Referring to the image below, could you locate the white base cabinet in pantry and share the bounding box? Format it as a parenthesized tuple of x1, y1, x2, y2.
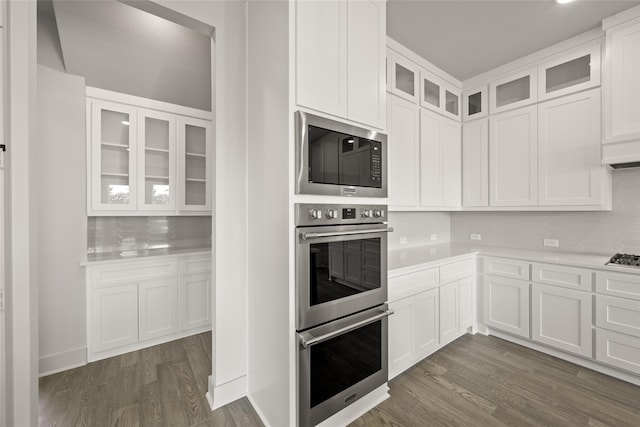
(87, 252, 212, 361)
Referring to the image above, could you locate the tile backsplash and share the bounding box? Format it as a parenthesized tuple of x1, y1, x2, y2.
(388, 211, 451, 250)
(88, 216, 212, 255)
(451, 168, 640, 255)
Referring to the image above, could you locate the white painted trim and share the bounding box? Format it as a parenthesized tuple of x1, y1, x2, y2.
(387, 36, 461, 89)
(602, 4, 640, 30)
(208, 374, 248, 410)
(316, 384, 389, 427)
(38, 347, 87, 377)
(463, 28, 604, 89)
(86, 86, 214, 121)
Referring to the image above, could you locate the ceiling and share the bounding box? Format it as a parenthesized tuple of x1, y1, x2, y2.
(387, 0, 640, 81)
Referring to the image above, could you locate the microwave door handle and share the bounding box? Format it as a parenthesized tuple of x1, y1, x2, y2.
(300, 226, 394, 241)
(299, 308, 395, 349)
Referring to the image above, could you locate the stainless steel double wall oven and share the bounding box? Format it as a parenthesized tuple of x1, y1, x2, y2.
(295, 203, 393, 426)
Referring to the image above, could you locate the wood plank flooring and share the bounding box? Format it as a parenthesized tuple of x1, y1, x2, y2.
(40, 332, 640, 426)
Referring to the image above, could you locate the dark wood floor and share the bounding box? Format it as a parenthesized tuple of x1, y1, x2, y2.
(40, 332, 640, 426)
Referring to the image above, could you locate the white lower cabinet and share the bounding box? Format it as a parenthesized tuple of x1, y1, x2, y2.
(415, 288, 440, 360)
(439, 281, 460, 346)
(388, 295, 418, 378)
(91, 284, 139, 353)
(139, 278, 179, 342)
(531, 282, 593, 358)
(87, 253, 211, 361)
(484, 275, 530, 338)
(459, 276, 474, 330)
(596, 329, 640, 375)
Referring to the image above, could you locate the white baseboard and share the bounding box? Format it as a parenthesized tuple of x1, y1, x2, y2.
(316, 383, 390, 427)
(246, 393, 273, 427)
(206, 374, 248, 411)
(39, 347, 87, 377)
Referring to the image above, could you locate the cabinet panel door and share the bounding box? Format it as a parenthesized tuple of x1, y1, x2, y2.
(177, 116, 213, 212)
(347, 0, 385, 128)
(595, 295, 640, 338)
(532, 263, 592, 292)
(388, 297, 415, 379)
(441, 118, 462, 207)
(532, 283, 593, 358)
(388, 95, 420, 207)
(91, 284, 138, 353)
(138, 109, 176, 211)
(596, 328, 640, 375)
(538, 89, 603, 206)
(296, 0, 347, 117)
(595, 271, 640, 301)
(459, 277, 474, 330)
(419, 109, 442, 205)
(416, 288, 439, 359)
(90, 100, 138, 212)
(484, 276, 530, 338)
(180, 273, 212, 331)
(139, 278, 178, 342)
(462, 118, 489, 207)
(605, 19, 640, 140)
(439, 281, 460, 346)
(489, 106, 538, 206)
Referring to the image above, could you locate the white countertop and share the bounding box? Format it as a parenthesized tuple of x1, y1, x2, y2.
(388, 243, 638, 276)
(85, 247, 212, 265)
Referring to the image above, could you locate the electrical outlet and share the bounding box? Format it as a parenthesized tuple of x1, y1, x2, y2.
(122, 237, 136, 246)
(470, 234, 481, 241)
(399, 237, 408, 245)
(544, 238, 559, 248)
(430, 234, 437, 241)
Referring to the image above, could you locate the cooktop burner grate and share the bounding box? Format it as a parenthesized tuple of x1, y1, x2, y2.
(607, 253, 640, 268)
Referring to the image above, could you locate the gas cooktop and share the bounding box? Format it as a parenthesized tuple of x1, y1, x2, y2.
(607, 253, 640, 268)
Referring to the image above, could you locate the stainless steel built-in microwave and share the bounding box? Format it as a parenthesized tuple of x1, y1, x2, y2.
(295, 111, 388, 197)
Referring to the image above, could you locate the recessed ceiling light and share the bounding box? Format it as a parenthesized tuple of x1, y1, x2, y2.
(556, 0, 575, 4)
(121, 121, 130, 126)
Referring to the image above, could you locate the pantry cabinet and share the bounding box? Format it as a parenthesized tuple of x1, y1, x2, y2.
(462, 118, 489, 207)
(489, 106, 538, 206)
(87, 88, 213, 216)
(388, 94, 420, 207)
(538, 89, 604, 207)
(295, 0, 385, 129)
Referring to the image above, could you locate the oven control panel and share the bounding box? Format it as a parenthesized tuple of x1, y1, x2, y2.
(296, 203, 387, 226)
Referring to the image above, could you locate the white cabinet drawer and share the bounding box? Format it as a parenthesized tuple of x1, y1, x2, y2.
(596, 295, 640, 338)
(90, 260, 178, 287)
(439, 258, 475, 284)
(532, 263, 592, 292)
(596, 271, 640, 301)
(180, 256, 212, 275)
(596, 328, 640, 376)
(389, 267, 439, 301)
(484, 257, 530, 280)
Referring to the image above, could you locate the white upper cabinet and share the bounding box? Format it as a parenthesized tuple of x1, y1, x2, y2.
(538, 88, 604, 206)
(462, 118, 489, 207)
(490, 67, 537, 114)
(388, 94, 420, 207)
(602, 13, 640, 163)
(87, 88, 213, 216)
(390, 52, 420, 103)
(420, 109, 461, 208)
(89, 99, 139, 212)
(463, 85, 488, 121)
(420, 69, 461, 120)
(489, 106, 538, 206)
(537, 43, 601, 102)
(296, 0, 385, 130)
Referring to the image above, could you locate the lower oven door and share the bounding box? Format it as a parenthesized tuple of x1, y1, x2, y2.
(298, 305, 393, 427)
(296, 223, 389, 330)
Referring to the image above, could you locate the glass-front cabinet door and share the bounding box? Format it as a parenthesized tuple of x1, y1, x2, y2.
(463, 85, 488, 121)
(90, 100, 138, 211)
(390, 52, 419, 103)
(138, 110, 176, 211)
(420, 69, 442, 112)
(490, 68, 537, 114)
(538, 43, 601, 101)
(177, 117, 212, 212)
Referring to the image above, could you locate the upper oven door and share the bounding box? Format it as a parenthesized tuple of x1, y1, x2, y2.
(296, 111, 388, 197)
(296, 223, 389, 330)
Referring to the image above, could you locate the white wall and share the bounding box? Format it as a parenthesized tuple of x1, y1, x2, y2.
(36, 65, 87, 376)
(154, 0, 249, 409)
(247, 2, 291, 426)
(451, 168, 640, 254)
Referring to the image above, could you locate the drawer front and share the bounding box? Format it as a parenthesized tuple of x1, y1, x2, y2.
(389, 268, 439, 301)
(596, 271, 640, 301)
(440, 258, 475, 284)
(596, 328, 640, 376)
(180, 256, 212, 275)
(532, 263, 592, 292)
(90, 260, 178, 287)
(596, 295, 640, 338)
(484, 257, 530, 280)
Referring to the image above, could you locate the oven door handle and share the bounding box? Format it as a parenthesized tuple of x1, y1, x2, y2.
(299, 308, 394, 349)
(300, 226, 394, 241)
